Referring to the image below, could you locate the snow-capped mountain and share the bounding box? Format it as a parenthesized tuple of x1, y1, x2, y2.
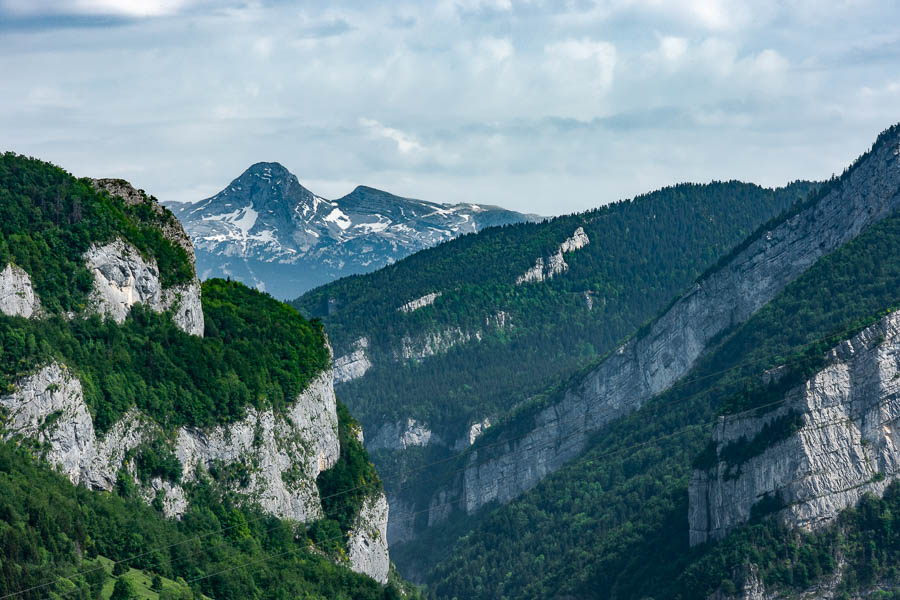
(169, 162, 538, 298)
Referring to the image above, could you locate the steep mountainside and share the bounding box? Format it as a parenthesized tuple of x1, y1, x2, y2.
(293, 179, 814, 549)
(0, 153, 416, 598)
(169, 162, 535, 298)
(416, 124, 900, 598)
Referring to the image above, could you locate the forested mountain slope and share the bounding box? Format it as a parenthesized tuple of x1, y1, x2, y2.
(296, 182, 812, 448)
(295, 178, 815, 558)
(0, 153, 416, 598)
(414, 125, 900, 598)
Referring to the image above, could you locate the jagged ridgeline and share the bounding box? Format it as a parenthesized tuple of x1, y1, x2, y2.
(0, 153, 417, 598)
(294, 180, 815, 448)
(419, 124, 900, 598)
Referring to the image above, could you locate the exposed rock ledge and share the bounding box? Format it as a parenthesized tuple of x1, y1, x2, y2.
(398, 328, 481, 361)
(516, 226, 589, 285)
(0, 264, 40, 318)
(398, 292, 441, 313)
(0, 362, 338, 522)
(347, 492, 390, 584)
(334, 337, 372, 383)
(84, 238, 204, 337)
(368, 418, 439, 451)
(453, 418, 492, 451)
(91, 178, 197, 266)
(689, 308, 900, 546)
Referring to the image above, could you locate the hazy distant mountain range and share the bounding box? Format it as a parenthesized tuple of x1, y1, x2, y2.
(167, 162, 538, 298)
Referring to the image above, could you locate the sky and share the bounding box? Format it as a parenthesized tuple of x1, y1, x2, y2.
(1, 1, 899, 215)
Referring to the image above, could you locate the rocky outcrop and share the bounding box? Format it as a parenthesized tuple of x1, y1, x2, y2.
(0, 364, 154, 492)
(88, 178, 204, 336)
(368, 418, 439, 451)
(486, 311, 511, 330)
(398, 328, 481, 361)
(399, 292, 441, 313)
(92, 178, 196, 265)
(454, 418, 492, 451)
(348, 492, 390, 583)
(386, 492, 417, 546)
(176, 369, 339, 522)
(0, 362, 338, 522)
(84, 239, 204, 336)
(428, 126, 900, 520)
(334, 337, 372, 383)
(707, 562, 867, 600)
(0, 264, 40, 318)
(689, 309, 900, 546)
(516, 227, 589, 285)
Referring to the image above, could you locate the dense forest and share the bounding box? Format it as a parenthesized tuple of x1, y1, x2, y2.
(415, 188, 900, 598)
(296, 180, 815, 442)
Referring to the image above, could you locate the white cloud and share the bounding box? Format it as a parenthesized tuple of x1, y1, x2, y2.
(360, 118, 425, 154)
(658, 36, 687, 63)
(544, 38, 617, 87)
(0, 0, 202, 17)
(252, 37, 273, 59)
(0, 0, 897, 216)
(542, 39, 617, 117)
(482, 37, 514, 62)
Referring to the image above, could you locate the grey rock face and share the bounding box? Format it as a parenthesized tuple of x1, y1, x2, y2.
(399, 292, 441, 313)
(398, 328, 482, 361)
(689, 309, 900, 546)
(347, 492, 390, 584)
(0, 364, 154, 491)
(83, 238, 204, 336)
(453, 418, 492, 451)
(386, 492, 417, 546)
(516, 226, 589, 285)
(0, 264, 40, 318)
(176, 370, 339, 522)
(334, 337, 372, 383)
(368, 418, 439, 451)
(436, 126, 900, 520)
(707, 562, 857, 600)
(0, 363, 338, 523)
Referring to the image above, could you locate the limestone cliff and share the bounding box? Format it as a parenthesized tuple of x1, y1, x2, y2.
(347, 492, 390, 583)
(0, 359, 391, 581)
(0, 362, 338, 520)
(334, 337, 372, 383)
(515, 226, 589, 284)
(368, 418, 439, 451)
(0, 264, 40, 318)
(688, 308, 900, 546)
(87, 178, 204, 336)
(91, 178, 196, 265)
(417, 125, 900, 527)
(84, 238, 204, 337)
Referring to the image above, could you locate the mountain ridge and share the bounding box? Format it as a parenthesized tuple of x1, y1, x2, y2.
(169, 161, 538, 298)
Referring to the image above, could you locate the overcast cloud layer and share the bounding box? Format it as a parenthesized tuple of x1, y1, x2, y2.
(1, 0, 899, 214)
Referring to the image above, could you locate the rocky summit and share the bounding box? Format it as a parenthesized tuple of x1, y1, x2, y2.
(169, 162, 537, 298)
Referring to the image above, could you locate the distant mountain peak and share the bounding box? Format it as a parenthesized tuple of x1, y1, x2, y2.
(168, 163, 537, 298)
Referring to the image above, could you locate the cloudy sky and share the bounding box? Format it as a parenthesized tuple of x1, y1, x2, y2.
(1, 0, 898, 214)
